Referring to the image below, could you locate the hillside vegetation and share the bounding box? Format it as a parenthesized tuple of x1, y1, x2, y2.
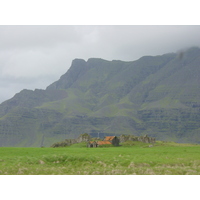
(0, 47, 200, 146)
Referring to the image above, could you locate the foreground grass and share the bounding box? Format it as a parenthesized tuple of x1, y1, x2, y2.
(0, 141, 200, 175)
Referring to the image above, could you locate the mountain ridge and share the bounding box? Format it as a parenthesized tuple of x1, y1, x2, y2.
(0, 47, 200, 146)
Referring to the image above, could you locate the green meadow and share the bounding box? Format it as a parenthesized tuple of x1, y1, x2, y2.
(0, 141, 200, 175)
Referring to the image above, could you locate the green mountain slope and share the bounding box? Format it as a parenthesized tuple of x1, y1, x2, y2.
(0, 47, 200, 146)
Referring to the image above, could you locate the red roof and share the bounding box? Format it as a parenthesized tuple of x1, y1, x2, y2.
(97, 141, 112, 145)
(89, 141, 97, 144)
(104, 136, 115, 141)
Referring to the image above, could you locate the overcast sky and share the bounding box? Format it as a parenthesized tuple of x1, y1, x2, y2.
(0, 25, 200, 103)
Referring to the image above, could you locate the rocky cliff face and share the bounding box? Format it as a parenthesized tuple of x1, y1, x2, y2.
(0, 47, 200, 146)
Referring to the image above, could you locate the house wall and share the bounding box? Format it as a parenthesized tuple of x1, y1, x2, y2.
(111, 137, 120, 146)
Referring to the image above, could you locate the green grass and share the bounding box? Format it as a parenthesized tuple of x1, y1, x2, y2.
(0, 141, 200, 175)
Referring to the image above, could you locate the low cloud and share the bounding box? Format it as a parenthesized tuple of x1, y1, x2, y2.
(0, 25, 200, 103)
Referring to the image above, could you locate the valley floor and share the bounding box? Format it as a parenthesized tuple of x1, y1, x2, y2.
(0, 141, 200, 175)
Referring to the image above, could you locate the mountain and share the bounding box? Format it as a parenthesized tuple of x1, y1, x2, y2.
(0, 47, 200, 146)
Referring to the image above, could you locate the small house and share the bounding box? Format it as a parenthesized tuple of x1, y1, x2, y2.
(87, 141, 98, 148)
(87, 140, 112, 148)
(87, 136, 120, 148)
(104, 136, 119, 146)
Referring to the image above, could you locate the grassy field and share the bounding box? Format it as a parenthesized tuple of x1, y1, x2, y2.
(0, 141, 200, 175)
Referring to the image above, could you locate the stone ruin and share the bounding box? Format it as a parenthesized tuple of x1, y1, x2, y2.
(76, 133, 91, 143)
(51, 133, 91, 147)
(119, 134, 155, 144)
